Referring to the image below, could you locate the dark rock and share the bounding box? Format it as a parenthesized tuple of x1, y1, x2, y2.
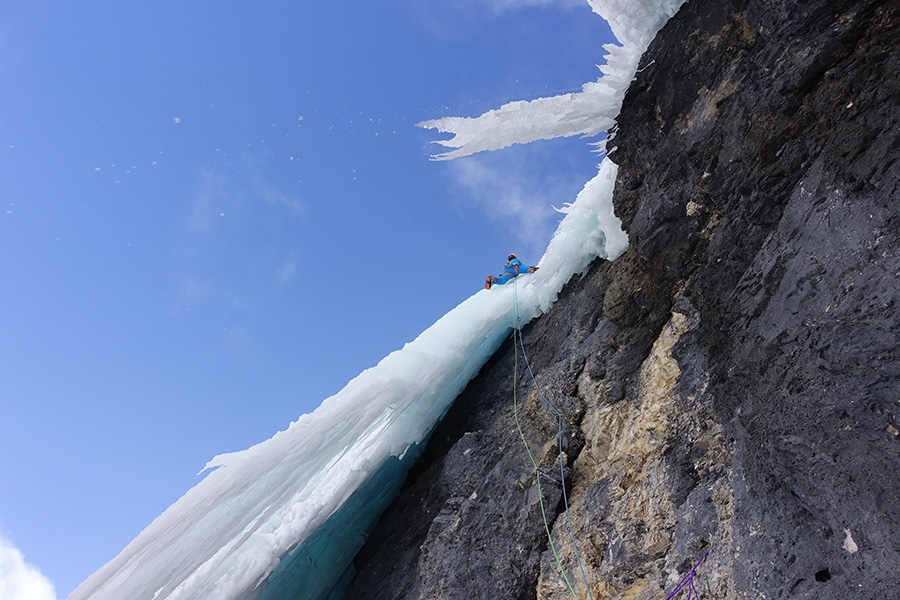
(344, 0, 900, 598)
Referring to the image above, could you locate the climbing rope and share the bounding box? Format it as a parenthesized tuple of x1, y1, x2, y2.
(511, 279, 595, 600)
(509, 279, 710, 600)
(665, 551, 709, 600)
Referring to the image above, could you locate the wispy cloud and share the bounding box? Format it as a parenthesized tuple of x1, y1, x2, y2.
(188, 157, 307, 233)
(438, 0, 583, 16)
(188, 168, 233, 232)
(169, 156, 308, 320)
(445, 146, 579, 256)
(0, 535, 57, 600)
(476, 0, 584, 15)
(412, 0, 584, 41)
(174, 274, 215, 308)
(245, 156, 308, 219)
(276, 256, 298, 287)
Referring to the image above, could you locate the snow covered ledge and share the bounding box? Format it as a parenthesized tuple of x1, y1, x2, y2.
(418, 0, 687, 161)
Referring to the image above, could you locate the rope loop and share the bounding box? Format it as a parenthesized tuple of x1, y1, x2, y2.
(665, 551, 710, 600)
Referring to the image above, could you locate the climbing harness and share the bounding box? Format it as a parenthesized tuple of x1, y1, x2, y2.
(665, 551, 709, 600)
(511, 279, 594, 600)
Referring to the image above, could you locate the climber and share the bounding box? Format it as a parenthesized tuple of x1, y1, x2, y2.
(485, 253, 538, 289)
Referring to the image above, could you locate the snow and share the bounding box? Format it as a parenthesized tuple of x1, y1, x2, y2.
(68, 1, 681, 598)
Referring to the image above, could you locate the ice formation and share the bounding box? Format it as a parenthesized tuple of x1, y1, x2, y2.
(69, 1, 683, 598)
(418, 0, 686, 160)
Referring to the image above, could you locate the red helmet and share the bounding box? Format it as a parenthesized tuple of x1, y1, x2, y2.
(508, 253, 517, 260)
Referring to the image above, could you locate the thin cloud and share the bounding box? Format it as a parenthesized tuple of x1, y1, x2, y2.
(276, 256, 298, 287)
(412, 0, 583, 41)
(188, 168, 233, 232)
(174, 159, 308, 315)
(444, 0, 583, 15)
(239, 153, 307, 219)
(188, 158, 307, 233)
(446, 149, 564, 255)
(175, 275, 214, 308)
(0, 535, 57, 600)
(251, 176, 307, 219)
(479, 0, 583, 15)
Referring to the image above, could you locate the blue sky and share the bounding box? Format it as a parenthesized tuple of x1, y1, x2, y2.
(0, 1, 613, 596)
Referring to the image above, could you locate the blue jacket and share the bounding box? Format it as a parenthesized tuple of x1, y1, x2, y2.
(503, 258, 519, 275)
(503, 258, 534, 276)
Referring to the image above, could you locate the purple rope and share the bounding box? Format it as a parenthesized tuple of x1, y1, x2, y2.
(665, 551, 709, 600)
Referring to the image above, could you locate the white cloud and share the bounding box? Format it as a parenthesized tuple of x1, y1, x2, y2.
(0, 535, 57, 600)
(446, 148, 566, 256)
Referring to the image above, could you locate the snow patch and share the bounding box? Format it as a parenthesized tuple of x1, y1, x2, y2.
(843, 529, 858, 554)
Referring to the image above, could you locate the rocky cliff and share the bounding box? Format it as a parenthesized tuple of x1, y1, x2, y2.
(343, 0, 900, 598)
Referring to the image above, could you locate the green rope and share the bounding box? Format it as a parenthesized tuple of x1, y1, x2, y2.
(511, 291, 581, 600)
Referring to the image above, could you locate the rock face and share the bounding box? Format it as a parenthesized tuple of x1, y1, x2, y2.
(344, 1, 900, 598)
